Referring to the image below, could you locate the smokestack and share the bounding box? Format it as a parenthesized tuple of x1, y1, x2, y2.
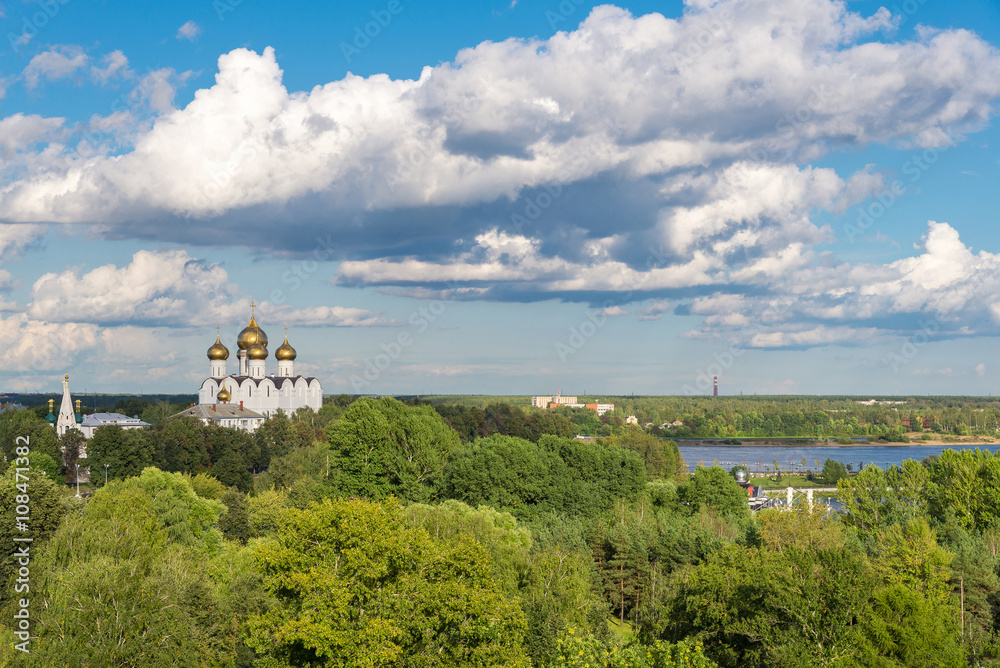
(240, 401, 244, 410)
(713, 376, 718, 397)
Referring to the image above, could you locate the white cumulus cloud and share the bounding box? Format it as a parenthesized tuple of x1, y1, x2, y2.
(22, 45, 89, 88)
(177, 20, 202, 41)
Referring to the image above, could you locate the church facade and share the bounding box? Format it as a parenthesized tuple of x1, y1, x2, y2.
(196, 305, 323, 421)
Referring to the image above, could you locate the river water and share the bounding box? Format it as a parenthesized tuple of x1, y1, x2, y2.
(677, 442, 1000, 473)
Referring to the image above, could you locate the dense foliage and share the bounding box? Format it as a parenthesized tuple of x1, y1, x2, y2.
(434, 402, 574, 442)
(327, 396, 460, 501)
(7, 396, 1000, 666)
(441, 434, 646, 520)
(247, 497, 530, 667)
(421, 394, 1000, 440)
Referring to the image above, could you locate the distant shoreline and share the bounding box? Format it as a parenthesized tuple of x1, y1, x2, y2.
(677, 438, 997, 448)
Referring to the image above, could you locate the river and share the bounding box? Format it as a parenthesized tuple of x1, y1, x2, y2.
(677, 442, 1000, 473)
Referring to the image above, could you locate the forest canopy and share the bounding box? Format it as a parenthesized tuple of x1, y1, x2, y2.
(3, 396, 1000, 666)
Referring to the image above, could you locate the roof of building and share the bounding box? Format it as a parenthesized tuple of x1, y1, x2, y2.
(80, 412, 151, 427)
(171, 404, 265, 421)
(204, 374, 320, 387)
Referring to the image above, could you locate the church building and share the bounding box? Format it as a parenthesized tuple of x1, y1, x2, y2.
(52, 373, 83, 438)
(194, 304, 323, 422)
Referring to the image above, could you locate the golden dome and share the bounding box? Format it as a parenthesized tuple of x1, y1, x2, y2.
(275, 334, 296, 361)
(247, 342, 268, 360)
(217, 386, 231, 403)
(237, 316, 268, 350)
(207, 334, 230, 360)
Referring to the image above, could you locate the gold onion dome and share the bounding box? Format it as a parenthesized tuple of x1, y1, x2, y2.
(247, 342, 268, 360)
(207, 334, 230, 360)
(217, 386, 231, 403)
(275, 335, 296, 361)
(237, 316, 268, 350)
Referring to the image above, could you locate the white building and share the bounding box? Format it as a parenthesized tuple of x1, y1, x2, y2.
(171, 403, 265, 432)
(50, 374, 151, 440)
(532, 396, 615, 416)
(53, 373, 82, 437)
(48, 375, 150, 469)
(190, 304, 323, 427)
(79, 413, 151, 439)
(531, 394, 578, 408)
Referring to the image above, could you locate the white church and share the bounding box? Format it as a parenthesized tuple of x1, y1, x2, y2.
(188, 304, 323, 427)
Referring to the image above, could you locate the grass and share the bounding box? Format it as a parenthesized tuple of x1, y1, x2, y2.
(607, 617, 636, 642)
(63, 481, 98, 496)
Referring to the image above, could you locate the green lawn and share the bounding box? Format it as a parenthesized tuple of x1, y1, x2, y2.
(607, 617, 636, 642)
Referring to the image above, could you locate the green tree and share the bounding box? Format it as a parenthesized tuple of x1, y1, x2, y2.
(140, 400, 186, 429)
(660, 544, 873, 667)
(434, 404, 487, 441)
(937, 524, 1000, 660)
(115, 467, 225, 548)
(257, 441, 331, 491)
(253, 410, 293, 466)
(219, 488, 250, 544)
(441, 434, 645, 520)
(837, 464, 927, 541)
(0, 409, 60, 468)
(610, 432, 686, 481)
(26, 451, 60, 480)
(928, 448, 1000, 532)
(24, 481, 267, 667)
(211, 448, 252, 492)
(403, 500, 531, 597)
(871, 518, 952, 601)
(550, 629, 718, 667)
(159, 415, 209, 472)
(820, 458, 848, 485)
(857, 585, 964, 668)
(677, 467, 749, 518)
(246, 497, 530, 667)
(328, 397, 461, 501)
(114, 397, 151, 419)
(246, 488, 291, 538)
(86, 425, 155, 485)
(757, 505, 846, 553)
(187, 472, 227, 500)
(204, 423, 256, 469)
(58, 429, 86, 487)
(0, 466, 74, 608)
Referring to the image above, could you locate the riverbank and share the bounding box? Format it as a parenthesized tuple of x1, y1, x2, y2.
(678, 435, 997, 447)
(678, 442, 1000, 474)
(905, 436, 996, 446)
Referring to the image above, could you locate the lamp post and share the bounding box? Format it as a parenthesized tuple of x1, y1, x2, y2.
(74, 463, 80, 498)
(104, 463, 109, 485)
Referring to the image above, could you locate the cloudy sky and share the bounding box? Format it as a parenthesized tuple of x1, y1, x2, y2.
(2, 0, 1000, 396)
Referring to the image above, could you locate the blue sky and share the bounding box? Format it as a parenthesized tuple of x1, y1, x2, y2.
(2, 0, 1000, 397)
